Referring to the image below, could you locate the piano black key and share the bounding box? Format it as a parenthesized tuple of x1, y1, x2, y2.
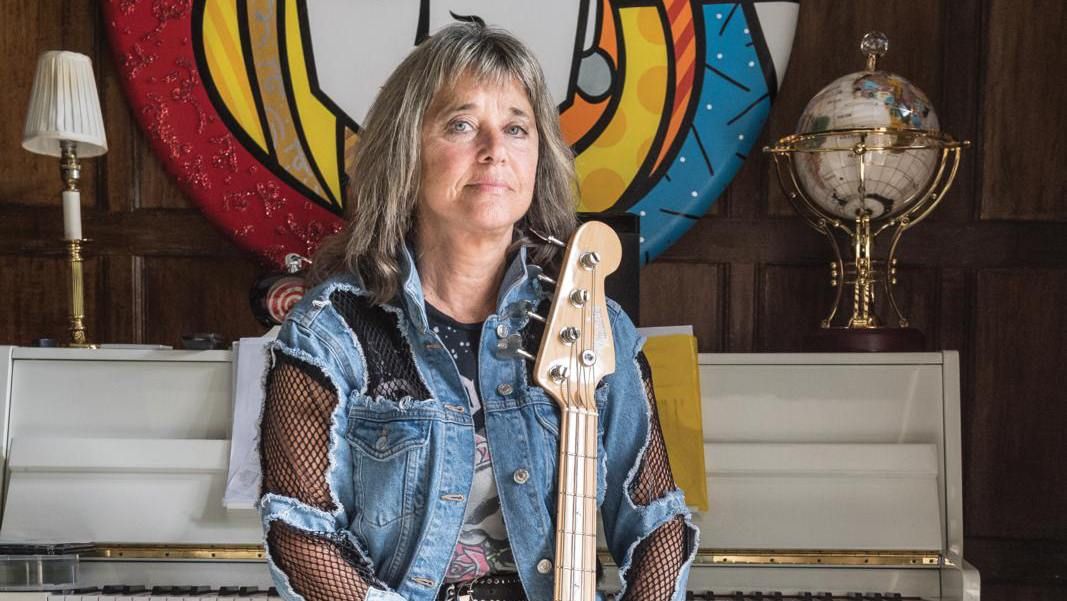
(188, 585, 214, 596)
(268, 587, 279, 597)
(151, 585, 175, 595)
(219, 586, 242, 596)
(816, 592, 833, 601)
(732, 591, 746, 601)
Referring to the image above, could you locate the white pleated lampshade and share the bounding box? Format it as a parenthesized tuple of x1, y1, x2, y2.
(22, 50, 108, 158)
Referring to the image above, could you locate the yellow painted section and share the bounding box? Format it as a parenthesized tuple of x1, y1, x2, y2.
(576, 7, 668, 212)
(284, 0, 341, 206)
(202, 0, 267, 151)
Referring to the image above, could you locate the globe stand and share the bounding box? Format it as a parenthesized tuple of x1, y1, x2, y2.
(767, 128, 968, 352)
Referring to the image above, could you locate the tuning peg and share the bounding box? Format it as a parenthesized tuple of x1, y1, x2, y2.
(536, 273, 556, 286)
(579, 251, 601, 269)
(497, 333, 536, 362)
(526, 310, 546, 323)
(528, 227, 567, 249)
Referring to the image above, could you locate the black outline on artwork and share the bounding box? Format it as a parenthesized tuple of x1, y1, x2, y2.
(279, 0, 338, 206)
(646, 0, 708, 186)
(608, 0, 677, 213)
(237, 1, 276, 157)
(743, 0, 787, 101)
(659, 207, 702, 220)
(727, 91, 769, 125)
(191, 0, 342, 217)
(704, 62, 751, 92)
(569, 3, 627, 156)
(690, 122, 714, 177)
(559, 0, 593, 113)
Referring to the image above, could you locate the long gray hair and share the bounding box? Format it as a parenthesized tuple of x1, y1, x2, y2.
(309, 22, 579, 303)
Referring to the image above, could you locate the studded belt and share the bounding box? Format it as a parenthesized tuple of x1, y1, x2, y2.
(438, 573, 527, 601)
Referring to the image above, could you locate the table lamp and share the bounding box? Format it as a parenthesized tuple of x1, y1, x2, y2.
(22, 50, 108, 347)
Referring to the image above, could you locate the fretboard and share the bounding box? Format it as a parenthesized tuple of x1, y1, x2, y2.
(553, 405, 599, 601)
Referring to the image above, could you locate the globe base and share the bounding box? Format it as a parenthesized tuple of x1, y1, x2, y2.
(805, 326, 925, 353)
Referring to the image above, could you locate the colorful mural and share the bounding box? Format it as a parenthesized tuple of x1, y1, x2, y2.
(104, 1, 798, 267)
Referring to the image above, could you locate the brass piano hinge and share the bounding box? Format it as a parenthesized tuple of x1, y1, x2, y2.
(86, 544, 267, 560)
(598, 548, 941, 568)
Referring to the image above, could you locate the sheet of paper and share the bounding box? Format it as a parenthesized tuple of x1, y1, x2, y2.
(636, 327, 709, 511)
(223, 331, 276, 509)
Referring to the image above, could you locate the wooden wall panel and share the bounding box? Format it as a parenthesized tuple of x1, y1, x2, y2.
(980, 0, 1067, 221)
(639, 263, 725, 352)
(971, 270, 1067, 540)
(0, 256, 100, 346)
(757, 264, 833, 352)
(142, 256, 266, 348)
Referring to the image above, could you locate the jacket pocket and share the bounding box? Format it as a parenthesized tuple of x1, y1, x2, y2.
(345, 406, 432, 528)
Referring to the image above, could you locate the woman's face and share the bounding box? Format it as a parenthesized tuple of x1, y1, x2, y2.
(417, 74, 539, 240)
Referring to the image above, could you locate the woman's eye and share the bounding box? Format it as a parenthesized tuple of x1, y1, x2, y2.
(449, 120, 473, 133)
(506, 125, 528, 136)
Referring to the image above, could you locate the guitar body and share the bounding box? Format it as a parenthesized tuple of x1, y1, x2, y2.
(534, 222, 622, 601)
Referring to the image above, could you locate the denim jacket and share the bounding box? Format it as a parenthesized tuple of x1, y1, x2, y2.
(259, 245, 698, 601)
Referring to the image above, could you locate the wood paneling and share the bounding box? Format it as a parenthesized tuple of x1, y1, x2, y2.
(0, 255, 100, 346)
(639, 262, 725, 352)
(142, 256, 265, 348)
(757, 264, 833, 352)
(971, 269, 1067, 540)
(980, 0, 1067, 221)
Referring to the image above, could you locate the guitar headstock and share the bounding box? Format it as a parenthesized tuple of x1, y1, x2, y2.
(533, 221, 622, 411)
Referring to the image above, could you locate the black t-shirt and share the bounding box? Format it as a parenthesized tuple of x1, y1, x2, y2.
(425, 303, 516, 581)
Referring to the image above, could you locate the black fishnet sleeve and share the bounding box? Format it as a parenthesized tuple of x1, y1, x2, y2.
(261, 353, 381, 601)
(620, 352, 696, 601)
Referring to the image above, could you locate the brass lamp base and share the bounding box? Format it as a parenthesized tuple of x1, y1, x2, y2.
(805, 327, 924, 353)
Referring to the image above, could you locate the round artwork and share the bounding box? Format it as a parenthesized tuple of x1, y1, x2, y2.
(104, 0, 798, 267)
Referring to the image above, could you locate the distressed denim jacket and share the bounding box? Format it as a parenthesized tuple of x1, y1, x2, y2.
(259, 245, 698, 601)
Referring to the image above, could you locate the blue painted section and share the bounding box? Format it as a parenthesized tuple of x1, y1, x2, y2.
(628, 4, 774, 263)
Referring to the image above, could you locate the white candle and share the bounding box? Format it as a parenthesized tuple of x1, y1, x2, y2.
(62, 190, 82, 240)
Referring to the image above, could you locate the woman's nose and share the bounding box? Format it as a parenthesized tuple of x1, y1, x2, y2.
(477, 129, 507, 164)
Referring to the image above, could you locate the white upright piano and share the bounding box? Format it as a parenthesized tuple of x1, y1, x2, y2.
(0, 347, 978, 600)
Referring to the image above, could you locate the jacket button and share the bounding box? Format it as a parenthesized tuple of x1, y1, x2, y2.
(536, 558, 553, 574)
(512, 468, 530, 484)
(496, 323, 510, 338)
(496, 383, 514, 396)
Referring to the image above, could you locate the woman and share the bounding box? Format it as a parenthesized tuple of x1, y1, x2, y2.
(259, 22, 697, 601)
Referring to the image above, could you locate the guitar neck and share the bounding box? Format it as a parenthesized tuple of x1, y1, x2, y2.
(553, 405, 599, 601)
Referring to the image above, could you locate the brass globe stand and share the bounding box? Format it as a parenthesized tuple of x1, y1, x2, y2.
(766, 128, 969, 351)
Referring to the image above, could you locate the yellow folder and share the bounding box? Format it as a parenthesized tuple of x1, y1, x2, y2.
(642, 334, 708, 511)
